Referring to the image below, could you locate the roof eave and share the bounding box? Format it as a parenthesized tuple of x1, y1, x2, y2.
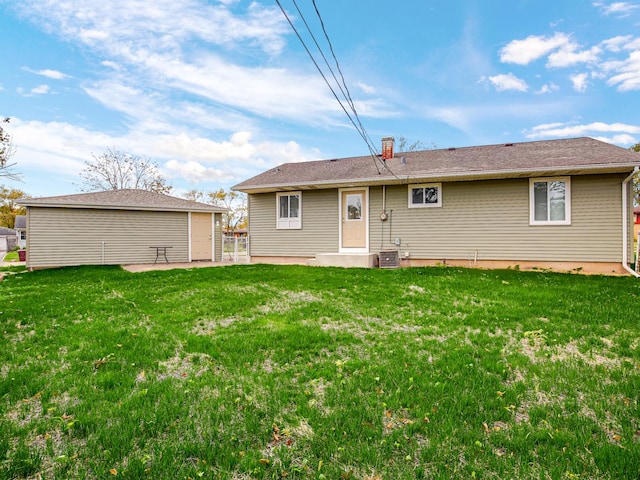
(233, 163, 640, 194)
(19, 201, 227, 213)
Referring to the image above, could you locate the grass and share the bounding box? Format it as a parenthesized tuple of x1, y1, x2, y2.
(1, 251, 19, 262)
(1, 264, 639, 479)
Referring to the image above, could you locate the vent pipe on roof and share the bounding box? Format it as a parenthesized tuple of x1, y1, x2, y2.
(382, 137, 394, 160)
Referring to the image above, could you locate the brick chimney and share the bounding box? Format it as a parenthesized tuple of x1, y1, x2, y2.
(381, 137, 394, 160)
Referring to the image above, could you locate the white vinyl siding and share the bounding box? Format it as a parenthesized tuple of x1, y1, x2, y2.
(530, 177, 571, 225)
(26, 208, 189, 268)
(276, 191, 302, 229)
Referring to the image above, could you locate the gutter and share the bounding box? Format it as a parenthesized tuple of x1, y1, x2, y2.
(233, 164, 638, 194)
(17, 202, 226, 213)
(622, 167, 639, 277)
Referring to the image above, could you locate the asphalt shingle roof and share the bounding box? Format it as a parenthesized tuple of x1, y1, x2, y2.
(14, 215, 26, 229)
(233, 137, 640, 193)
(19, 189, 227, 213)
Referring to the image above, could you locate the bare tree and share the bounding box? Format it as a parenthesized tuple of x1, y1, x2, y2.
(395, 136, 436, 153)
(78, 148, 171, 194)
(183, 189, 206, 203)
(183, 188, 247, 232)
(0, 117, 20, 181)
(207, 189, 247, 233)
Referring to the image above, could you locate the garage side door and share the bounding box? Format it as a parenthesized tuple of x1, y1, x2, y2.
(191, 213, 212, 261)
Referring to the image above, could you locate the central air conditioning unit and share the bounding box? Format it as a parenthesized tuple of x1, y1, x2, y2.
(379, 250, 400, 269)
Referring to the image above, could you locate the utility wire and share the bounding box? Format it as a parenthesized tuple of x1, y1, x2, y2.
(309, 0, 402, 181)
(310, 0, 380, 155)
(275, 0, 386, 173)
(285, 0, 381, 169)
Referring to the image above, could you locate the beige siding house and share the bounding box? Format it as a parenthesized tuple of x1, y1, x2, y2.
(20, 189, 226, 270)
(233, 137, 640, 275)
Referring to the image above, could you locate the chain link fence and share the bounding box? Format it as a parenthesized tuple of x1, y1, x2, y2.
(223, 235, 249, 263)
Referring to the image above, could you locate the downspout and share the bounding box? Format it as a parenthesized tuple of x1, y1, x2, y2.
(622, 167, 639, 277)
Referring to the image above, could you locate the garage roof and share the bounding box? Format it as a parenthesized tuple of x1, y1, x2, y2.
(20, 189, 227, 213)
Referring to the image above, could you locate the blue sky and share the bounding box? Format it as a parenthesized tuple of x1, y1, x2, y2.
(1, 0, 639, 198)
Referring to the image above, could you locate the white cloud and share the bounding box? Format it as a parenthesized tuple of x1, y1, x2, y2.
(356, 81, 377, 95)
(163, 159, 237, 184)
(570, 73, 590, 92)
(592, 134, 639, 144)
(500, 33, 571, 65)
(483, 73, 529, 92)
(15, 0, 290, 56)
(100, 60, 121, 70)
(547, 45, 601, 68)
(525, 121, 640, 145)
(535, 83, 560, 94)
(31, 84, 51, 95)
(602, 50, 640, 91)
(17, 84, 52, 96)
(8, 0, 393, 127)
(23, 68, 69, 79)
(421, 99, 572, 135)
(498, 30, 640, 92)
(601, 35, 635, 52)
(593, 1, 640, 17)
(8, 117, 316, 194)
(9, 119, 112, 175)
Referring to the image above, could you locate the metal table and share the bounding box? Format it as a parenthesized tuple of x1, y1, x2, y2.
(150, 246, 172, 264)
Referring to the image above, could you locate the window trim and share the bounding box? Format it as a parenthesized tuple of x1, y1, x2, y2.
(529, 177, 571, 226)
(408, 183, 442, 208)
(276, 191, 302, 229)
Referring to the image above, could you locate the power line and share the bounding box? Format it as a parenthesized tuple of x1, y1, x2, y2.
(309, 0, 402, 181)
(274, 0, 387, 174)
(310, 0, 379, 154)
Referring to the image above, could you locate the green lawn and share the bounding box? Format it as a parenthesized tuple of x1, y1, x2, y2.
(1, 265, 639, 479)
(2, 251, 19, 262)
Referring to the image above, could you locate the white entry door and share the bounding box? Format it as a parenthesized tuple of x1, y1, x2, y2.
(340, 189, 368, 251)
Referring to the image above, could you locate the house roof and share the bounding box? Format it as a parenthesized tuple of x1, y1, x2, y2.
(19, 189, 227, 213)
(0, 227, 16, 236)
(233, 137, 640, 194)
(14, 215, 26, 229)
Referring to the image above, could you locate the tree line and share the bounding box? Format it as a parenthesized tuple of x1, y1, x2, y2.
(1, 119, 639, 231)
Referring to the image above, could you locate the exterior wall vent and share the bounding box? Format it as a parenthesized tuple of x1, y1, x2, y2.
(379, 250, 400, 269)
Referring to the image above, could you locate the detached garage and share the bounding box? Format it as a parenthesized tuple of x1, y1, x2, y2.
(20, 189, 226, 270)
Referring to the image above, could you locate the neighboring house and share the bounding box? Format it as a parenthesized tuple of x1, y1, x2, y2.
(14, 215, 27, 249)
(233, 137, 640, 275)
(223, 227, 248, 237)
(0, 227, 18, 252)
(19, 189, 226, 270)
(634, 206, 640, 241)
